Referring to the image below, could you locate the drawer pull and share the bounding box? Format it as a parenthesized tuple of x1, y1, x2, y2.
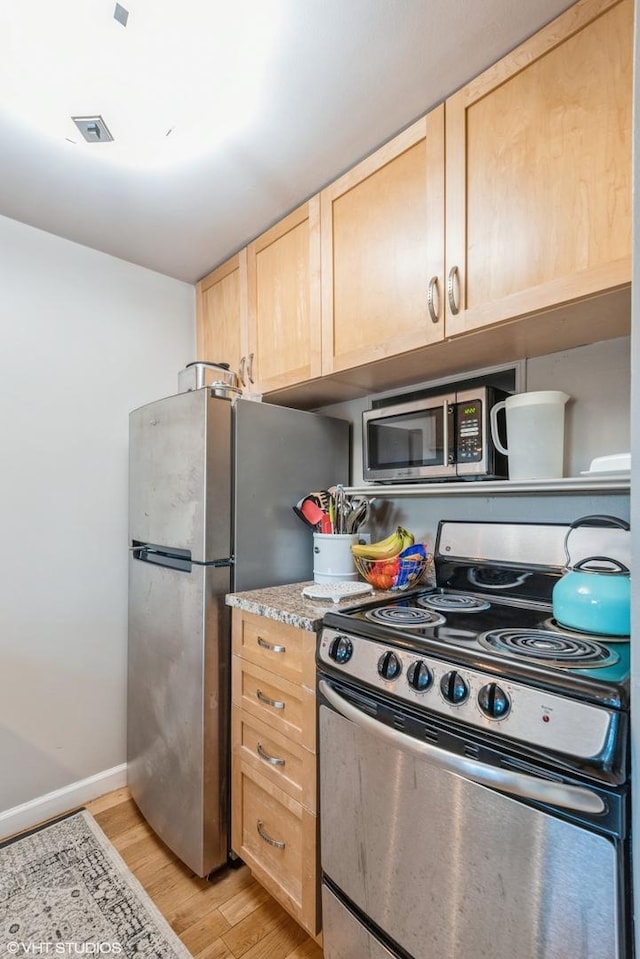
(257, 636, 286, 654)
(256, 819, 285, 849)
(257, 742, 286, 766)
(256, 689, 285, 710)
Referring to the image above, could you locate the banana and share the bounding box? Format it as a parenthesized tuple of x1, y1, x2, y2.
(351, 527, 402, 559)
(399, 527, 415, 552)
(352, 526, 414, 561)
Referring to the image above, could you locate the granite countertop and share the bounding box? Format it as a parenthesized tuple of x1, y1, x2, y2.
(225, 581, 402, 631)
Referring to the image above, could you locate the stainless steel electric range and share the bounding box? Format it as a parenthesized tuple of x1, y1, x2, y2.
(317, 520, 632, 959)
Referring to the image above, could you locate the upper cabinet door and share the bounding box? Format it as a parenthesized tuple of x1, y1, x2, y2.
(445, 0, 633, 337)
(196, 251, 248, 379)
(320, 110, 445, 375)
(246, 200, 322, 393)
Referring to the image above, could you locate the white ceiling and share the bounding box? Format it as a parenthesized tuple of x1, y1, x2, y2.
(0, 0, 576, 284)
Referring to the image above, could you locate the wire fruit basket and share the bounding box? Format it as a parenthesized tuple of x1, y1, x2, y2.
(353, 550, 430, 591)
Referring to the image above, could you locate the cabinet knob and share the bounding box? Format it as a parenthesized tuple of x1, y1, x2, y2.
(247, 352, 255, 384)
(239, 355, 247, 387)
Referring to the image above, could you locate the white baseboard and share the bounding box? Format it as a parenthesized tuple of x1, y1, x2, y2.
(0, 764, 128, 840)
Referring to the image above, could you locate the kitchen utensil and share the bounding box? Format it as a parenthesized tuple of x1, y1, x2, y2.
(303, 489, 332, 513)
(328, 494, 336, 533)
(490, 390, 570, 480)
(334, 484, 347, 534)
(552, 514, 631, 636)
(345, 497, 370, 534)
(293, 496, 332, 532)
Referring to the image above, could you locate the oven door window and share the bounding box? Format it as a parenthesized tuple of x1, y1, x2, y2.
(367, 407, 446, 470)
(320, 704, 621, 959)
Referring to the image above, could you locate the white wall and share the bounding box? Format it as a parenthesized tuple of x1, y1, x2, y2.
(0, 214, 195, 816)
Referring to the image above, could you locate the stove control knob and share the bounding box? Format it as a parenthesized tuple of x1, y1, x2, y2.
(328, 635, 353, 665)
(378, 650, 402, 681)
(478, 683, 511, 720)
(407, 660, 432, 692)
(440, 670, 469, 705)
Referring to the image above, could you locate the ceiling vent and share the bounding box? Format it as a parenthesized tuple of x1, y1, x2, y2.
(113, 4, 129, 27)
(72, 116, 114, 143)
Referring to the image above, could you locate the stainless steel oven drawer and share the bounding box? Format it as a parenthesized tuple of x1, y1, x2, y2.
(319, 702, 620, 959)
(322, 884, 395, 959)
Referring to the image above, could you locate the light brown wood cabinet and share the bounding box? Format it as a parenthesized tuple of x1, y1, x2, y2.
(231, 610, 320, 935)
(444, 0, 632, 337)
(195, 251, 247, 378)
(196, 0, 632, 406)
(320, 111, 445, 375)
(196, 200, 321, 394)
(247, 199, 322, 393)
(319, 0, 631, 377)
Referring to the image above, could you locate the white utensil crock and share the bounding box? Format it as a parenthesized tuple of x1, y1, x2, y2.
(313, 533, 358, 583)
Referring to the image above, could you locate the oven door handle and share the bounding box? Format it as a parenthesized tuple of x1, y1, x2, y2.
(319, 681, 606, 815)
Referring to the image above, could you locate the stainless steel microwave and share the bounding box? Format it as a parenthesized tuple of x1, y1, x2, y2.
(362, 386, 508, 482)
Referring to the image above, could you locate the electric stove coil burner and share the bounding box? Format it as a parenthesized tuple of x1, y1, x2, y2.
(364, 606, 446, 629)
(417, 592, 490, 613)
(542, 617, 630, 643)
(477, 629, 619, 668)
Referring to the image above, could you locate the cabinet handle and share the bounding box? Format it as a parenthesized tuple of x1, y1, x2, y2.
(257, 636, 286, 654)
(256, 819, 286, 849)
(257, 742, 286, 766)
(238, 355, 247, 387)
(427, 276, 440, 324)
(447, 266, 460, 315)
(247, 352, 255, 384)
(256, 689, 285, 710)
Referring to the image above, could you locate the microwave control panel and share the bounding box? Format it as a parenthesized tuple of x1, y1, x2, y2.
(455, 400, 483, 462)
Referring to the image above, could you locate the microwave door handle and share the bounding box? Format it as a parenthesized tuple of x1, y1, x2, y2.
(319, 681, 605, 815)
(443, 399, 455, 470)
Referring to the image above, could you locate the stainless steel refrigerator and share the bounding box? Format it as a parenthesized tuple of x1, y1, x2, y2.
(127, 389, 349, 877)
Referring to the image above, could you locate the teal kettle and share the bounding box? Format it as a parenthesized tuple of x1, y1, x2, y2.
(552, 515, 630, 637)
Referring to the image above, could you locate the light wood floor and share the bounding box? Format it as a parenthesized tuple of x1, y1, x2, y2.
(85, 788, 323, 959)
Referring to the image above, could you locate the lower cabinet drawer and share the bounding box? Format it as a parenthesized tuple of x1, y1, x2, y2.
(232, 759, 319, 935)
(232, 655, 316, 750)
(232, 706, 317, 812)
(232, 611, 316, 688)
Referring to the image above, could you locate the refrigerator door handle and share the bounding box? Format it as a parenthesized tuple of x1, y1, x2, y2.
(130, 542, 233, 571)
(130, 543, 193, 572)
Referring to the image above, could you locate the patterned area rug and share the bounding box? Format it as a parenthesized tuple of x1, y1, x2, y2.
(0, 810, 192, 959)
